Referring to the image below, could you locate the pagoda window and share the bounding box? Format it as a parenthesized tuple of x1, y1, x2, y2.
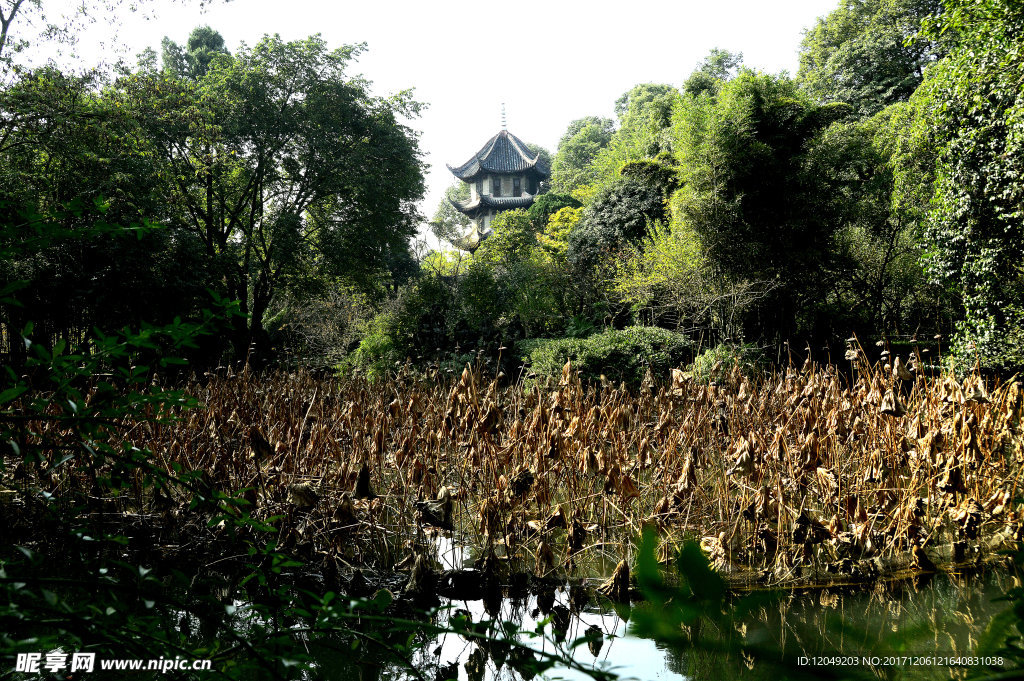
(491, 176, 502, 197)
(513, 177, 522, 197)
(475, 178, 483, 198)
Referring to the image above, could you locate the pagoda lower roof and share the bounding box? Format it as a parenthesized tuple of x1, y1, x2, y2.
(451, 194, 536, 216)
(450, 224, 493, 252)
(447, 130, 550, 181)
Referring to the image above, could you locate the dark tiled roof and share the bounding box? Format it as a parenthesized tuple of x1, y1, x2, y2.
(447, 130, 550, 181)
(450, 193, 535, 216)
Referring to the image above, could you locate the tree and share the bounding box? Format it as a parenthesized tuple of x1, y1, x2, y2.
(0, 67, 214, 354)
(430, 181, 471, 246)
(683, 48, 743, 97)
(797, 0, 946, 117)
(593, 84, 682, 187)
(118, 34, 424, 362)
(550, 116, 615, 194)
(538, 205, 581, 265)
(525, 142, 552, 174)
(895, 0, 1024, 368)
(470, 209, 563, 337)
(620, 155, 679, 200)
(1, 0, 222, 73)
(526, 192, 581, 230)
(614, 83, 678, 123)
(810, 105, 945, 335)
(671, 70, 850, 337)
(568, 175, 666, 271)
(613, 221, 763, 337)
(161, 25, 230, 80)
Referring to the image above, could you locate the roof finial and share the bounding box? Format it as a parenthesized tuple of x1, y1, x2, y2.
(501, 103, 507, 131)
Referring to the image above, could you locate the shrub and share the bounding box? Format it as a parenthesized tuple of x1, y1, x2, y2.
(688, 342, 767, 383)
(567, 177, 666, 271)
(519, 326, 693, 386)
(339, 310, 402, 379)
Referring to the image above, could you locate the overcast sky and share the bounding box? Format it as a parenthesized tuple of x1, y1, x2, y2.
(30, 0, 836, 246)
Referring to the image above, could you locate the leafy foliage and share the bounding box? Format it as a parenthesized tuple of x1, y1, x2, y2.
(472, 210, 564, 337)
(568, 176, 666, 271)
(896, 0, 1024, 369)
(613, 222, 765, 339)
(538, 205, 582, 265)
(118, 34, 424, 362)
(590, 84, 682, 187)
(688, 342, 767, 383)
(161, 25, 230, 80)
(430, 181, 472, 246)
(809, 105, 948, 336)
(519, 326, 693, 386)
(797, 0, 946, 117)
(526, 192, 581, 230)
(671, 70, 851, 338)
(550, 116, 616, 194)
(682, 48, 743, 97)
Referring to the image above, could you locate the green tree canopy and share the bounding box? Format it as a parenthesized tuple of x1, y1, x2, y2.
(683, 48, 743, 97)
(592, 84, 682, 187)
(568, 175, 666, 271)
(0, 67, 213, 351)
(797, 0, 946, 117)
(526, 192, 581, 231)
(550, 116, 615, 194)
(161, 25, 230, 79)
(810, 105, 942, 335)
(118, 33, 424, 361)
(671, 70, 851, 337)
(430, 181, 471, 246)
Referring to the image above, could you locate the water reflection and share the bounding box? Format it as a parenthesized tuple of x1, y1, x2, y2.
(309, 567, 1018, 681)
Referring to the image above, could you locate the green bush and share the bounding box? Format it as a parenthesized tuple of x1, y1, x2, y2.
(339, 310, 403, 380)
(519, 326, 693, 386)
(688, 342, 766, 383)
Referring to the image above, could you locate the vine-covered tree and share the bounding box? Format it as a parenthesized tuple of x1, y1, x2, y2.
(896, 0, 1024, 368)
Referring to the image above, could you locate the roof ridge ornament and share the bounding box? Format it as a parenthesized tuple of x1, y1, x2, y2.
(501, 103, 507, 131)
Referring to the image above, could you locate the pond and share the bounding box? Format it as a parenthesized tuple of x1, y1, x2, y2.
(305, 563, 1019, 681)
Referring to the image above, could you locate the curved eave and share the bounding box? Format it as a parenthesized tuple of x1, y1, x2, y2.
(447, 130, 551, 181)
(450, 163, 549, 182)
(447, 160, 481, 181)
(451, 225, 494, 252)
(450, 193, 536, 216)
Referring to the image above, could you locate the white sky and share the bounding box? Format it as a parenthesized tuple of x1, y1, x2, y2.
(22, 0, 836, 247)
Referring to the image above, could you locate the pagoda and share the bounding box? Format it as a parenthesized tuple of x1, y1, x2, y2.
(446, 128, 550, 252)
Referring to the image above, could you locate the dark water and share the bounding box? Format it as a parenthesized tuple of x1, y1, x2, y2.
(307, 564, 1020, 681)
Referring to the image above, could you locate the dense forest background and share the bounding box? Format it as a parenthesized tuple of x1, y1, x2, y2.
(2, 0, 1023, 379)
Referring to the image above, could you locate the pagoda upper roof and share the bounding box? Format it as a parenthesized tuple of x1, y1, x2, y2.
(447, 130, 550, 181)
(450, 193, 536, 216)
